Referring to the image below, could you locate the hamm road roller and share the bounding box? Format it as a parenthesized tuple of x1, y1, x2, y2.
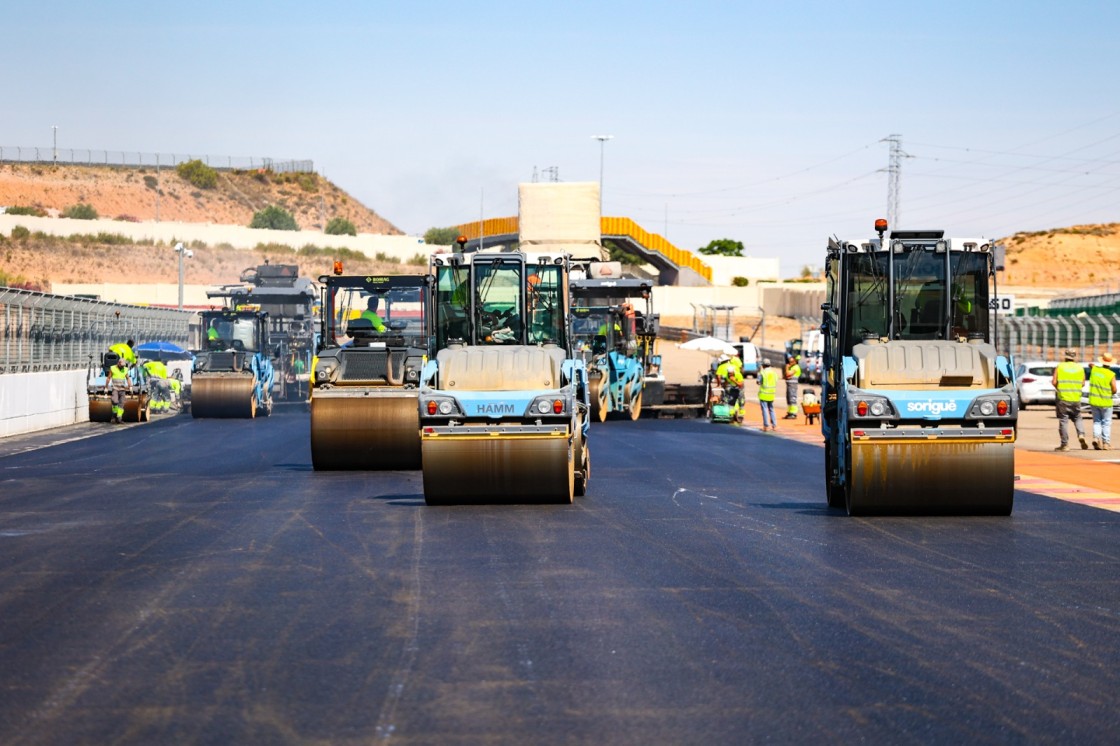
(309, 272, 434, 470)
(418, 250, 591, 504)
(820, 219, 1018, 515)
(191, 309, 275, 418)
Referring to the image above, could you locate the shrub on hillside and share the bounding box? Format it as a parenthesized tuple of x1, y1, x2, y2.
(143, 175, 158, 190)
(11, 226, 31, 241)
(424, 226, 461, 245)
(732, 276, 750, 287)
(250, 205, 299, 231)
(4, 206, 47, 217)
(325, 217, 357, 236)
(176, 159, 219, 189)
(63, 203, 99, 220)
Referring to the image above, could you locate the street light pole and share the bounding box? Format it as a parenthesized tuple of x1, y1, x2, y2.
(174, 242, 191, 310)
(591, 134, 613, 214)
(52, 125, 58, 163)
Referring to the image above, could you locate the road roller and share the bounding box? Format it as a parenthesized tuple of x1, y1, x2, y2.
(309, 272, 434, 470)
(570, 272, 662, 422)
(820, 219, 1018, 515)
(191, 309, 274, 418)
(419, 250, 591, 504)
(86, 351, 151, 423)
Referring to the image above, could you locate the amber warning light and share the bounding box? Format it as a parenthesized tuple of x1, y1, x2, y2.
(333, 261, 344, 275)
(874, 218, 889, 233)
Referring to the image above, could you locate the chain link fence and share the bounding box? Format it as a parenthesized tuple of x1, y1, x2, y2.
(0, 146, 312, 174)
(1, 287, 192, 374)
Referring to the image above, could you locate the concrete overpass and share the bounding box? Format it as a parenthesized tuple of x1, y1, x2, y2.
(454, 216, 713, 286)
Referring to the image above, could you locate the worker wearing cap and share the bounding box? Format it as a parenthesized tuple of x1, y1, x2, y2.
(143, 359, 171, 414)
(108, 355, 130, 424)
(1088, 351, 1117, 450)
(1051, 349, 1088, 451)
(758, 358, 779, 431)
(783, 354, 801, 420)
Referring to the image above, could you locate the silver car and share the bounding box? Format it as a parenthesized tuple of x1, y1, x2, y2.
(1015, 361, 1058, 409)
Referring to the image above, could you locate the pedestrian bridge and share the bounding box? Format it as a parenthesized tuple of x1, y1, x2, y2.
(454, 217, 713, 286)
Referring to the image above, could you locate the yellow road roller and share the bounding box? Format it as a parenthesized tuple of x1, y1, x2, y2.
(310, 273, 434, 470)
(418, 250, 591, 504)
(191, 309, 274, 418)
(820, 220, 1018, 515)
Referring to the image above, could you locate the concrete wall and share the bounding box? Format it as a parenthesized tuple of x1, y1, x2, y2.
(0, 370, 88, 437)
(0, 214, 433, 262)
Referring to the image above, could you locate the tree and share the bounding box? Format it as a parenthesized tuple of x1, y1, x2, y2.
(424, 226, 461, 245)
(250, 205, 299, 231)
(604, 239, 643, 266)
(325, 217, 357, 236)
(697, 238, 744, 257)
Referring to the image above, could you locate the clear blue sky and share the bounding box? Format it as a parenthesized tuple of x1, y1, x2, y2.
(5, 0, 1119, 276)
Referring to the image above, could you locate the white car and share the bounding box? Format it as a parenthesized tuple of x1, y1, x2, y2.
(1015, 361, 1058, 409)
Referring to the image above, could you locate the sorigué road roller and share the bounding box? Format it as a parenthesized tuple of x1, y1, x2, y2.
(820, 219, 1018, 515)
(310, 272, 434, 470)
(192, 309, 274, 418)
(419, 250, 591, 504)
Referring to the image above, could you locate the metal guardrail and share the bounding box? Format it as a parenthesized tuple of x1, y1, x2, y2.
(0, 147, 312, 174)
(999, 314, 1120, 363)
(0, 287, 192, 374)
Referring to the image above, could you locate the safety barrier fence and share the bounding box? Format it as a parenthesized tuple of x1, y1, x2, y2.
(999, 314, 1120, 363)
(0, 287, 192, 374)
(0, 146, 312, 174)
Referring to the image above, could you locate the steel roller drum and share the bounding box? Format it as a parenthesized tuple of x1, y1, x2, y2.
(191, 376, 256, 419)
(589, 375, 608, 423)
(422, 434, 574, 505)
(310, 391, 420, 470)
(122, 394, 150, 423)
(847, 439, 1014, 516)
(88, 396, 113, 422)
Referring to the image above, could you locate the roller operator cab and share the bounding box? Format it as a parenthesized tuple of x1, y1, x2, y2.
(309, 274, 434, 470)
(820, 221, 1017, 515)
(192, 309, 275, 418)
(419, 251, 591, 504)
(570, 276, 662, 422)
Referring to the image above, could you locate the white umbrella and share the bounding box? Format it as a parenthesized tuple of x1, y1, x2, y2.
(678, 335, 737, 357)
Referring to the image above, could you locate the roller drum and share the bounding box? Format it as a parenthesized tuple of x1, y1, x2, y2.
(123, 394, 150, 423)
(422, 434, 573, 505)
(847, 439, 1014, 516)
(88, 396, 113, 423)
(310, 391, 420, 470)
(589, 375, 608, 423)
(191, 376, 257, 419)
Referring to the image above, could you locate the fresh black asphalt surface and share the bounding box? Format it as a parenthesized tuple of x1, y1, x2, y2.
(1, 410, 1119, 744)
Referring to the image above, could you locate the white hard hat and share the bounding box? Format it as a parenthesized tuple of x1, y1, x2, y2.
(718, 354, 730, 363)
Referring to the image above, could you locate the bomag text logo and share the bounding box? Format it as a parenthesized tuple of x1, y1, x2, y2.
(906, 400, 958, 415)
(475, 402, 516, 415)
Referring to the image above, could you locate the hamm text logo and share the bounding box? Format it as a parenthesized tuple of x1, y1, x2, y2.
(474, 402, 516, 415)
(906, 400, 957, 415)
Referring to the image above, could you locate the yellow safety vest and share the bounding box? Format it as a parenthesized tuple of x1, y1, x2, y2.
(1054, 361, 1084, 403)
(716, 361, 743, 386)
(1088, 366, 1116, 408)
(759, 368, 779, 402)
(109, 364, 129, 384)
(786, 363, 801, 380)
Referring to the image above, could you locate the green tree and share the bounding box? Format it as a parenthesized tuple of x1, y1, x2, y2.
(63, 203, 98, 220)
(604, 239, 643, 266)
(424, 226, 462, 245)
(250, 205, 299, 231)
(176, 159, 219, 189)
(325, 217, 357, 236)
(697, 238, 744, 257)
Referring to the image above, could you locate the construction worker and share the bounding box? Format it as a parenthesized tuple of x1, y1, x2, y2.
(1051, 349, 1088, 451)
(207, 321, 222, 348)
(1088, 352, 1117, 450)
(758, 358, 779, 431)
(360, 296, 387, 332)
(716, 353, 745, 423)
(109, 338, 137, 367)
(108, 355, 130, 424)
(143, 359, 171, 413)
(783, 354, 801, 419)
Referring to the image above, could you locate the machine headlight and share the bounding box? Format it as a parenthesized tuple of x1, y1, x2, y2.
(536, 400, 551, 414)
(528, 395, 568, 416)
(869, 401, 887, 416)
(978, 401, 995, 416)
(439, 400, 454, 415)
